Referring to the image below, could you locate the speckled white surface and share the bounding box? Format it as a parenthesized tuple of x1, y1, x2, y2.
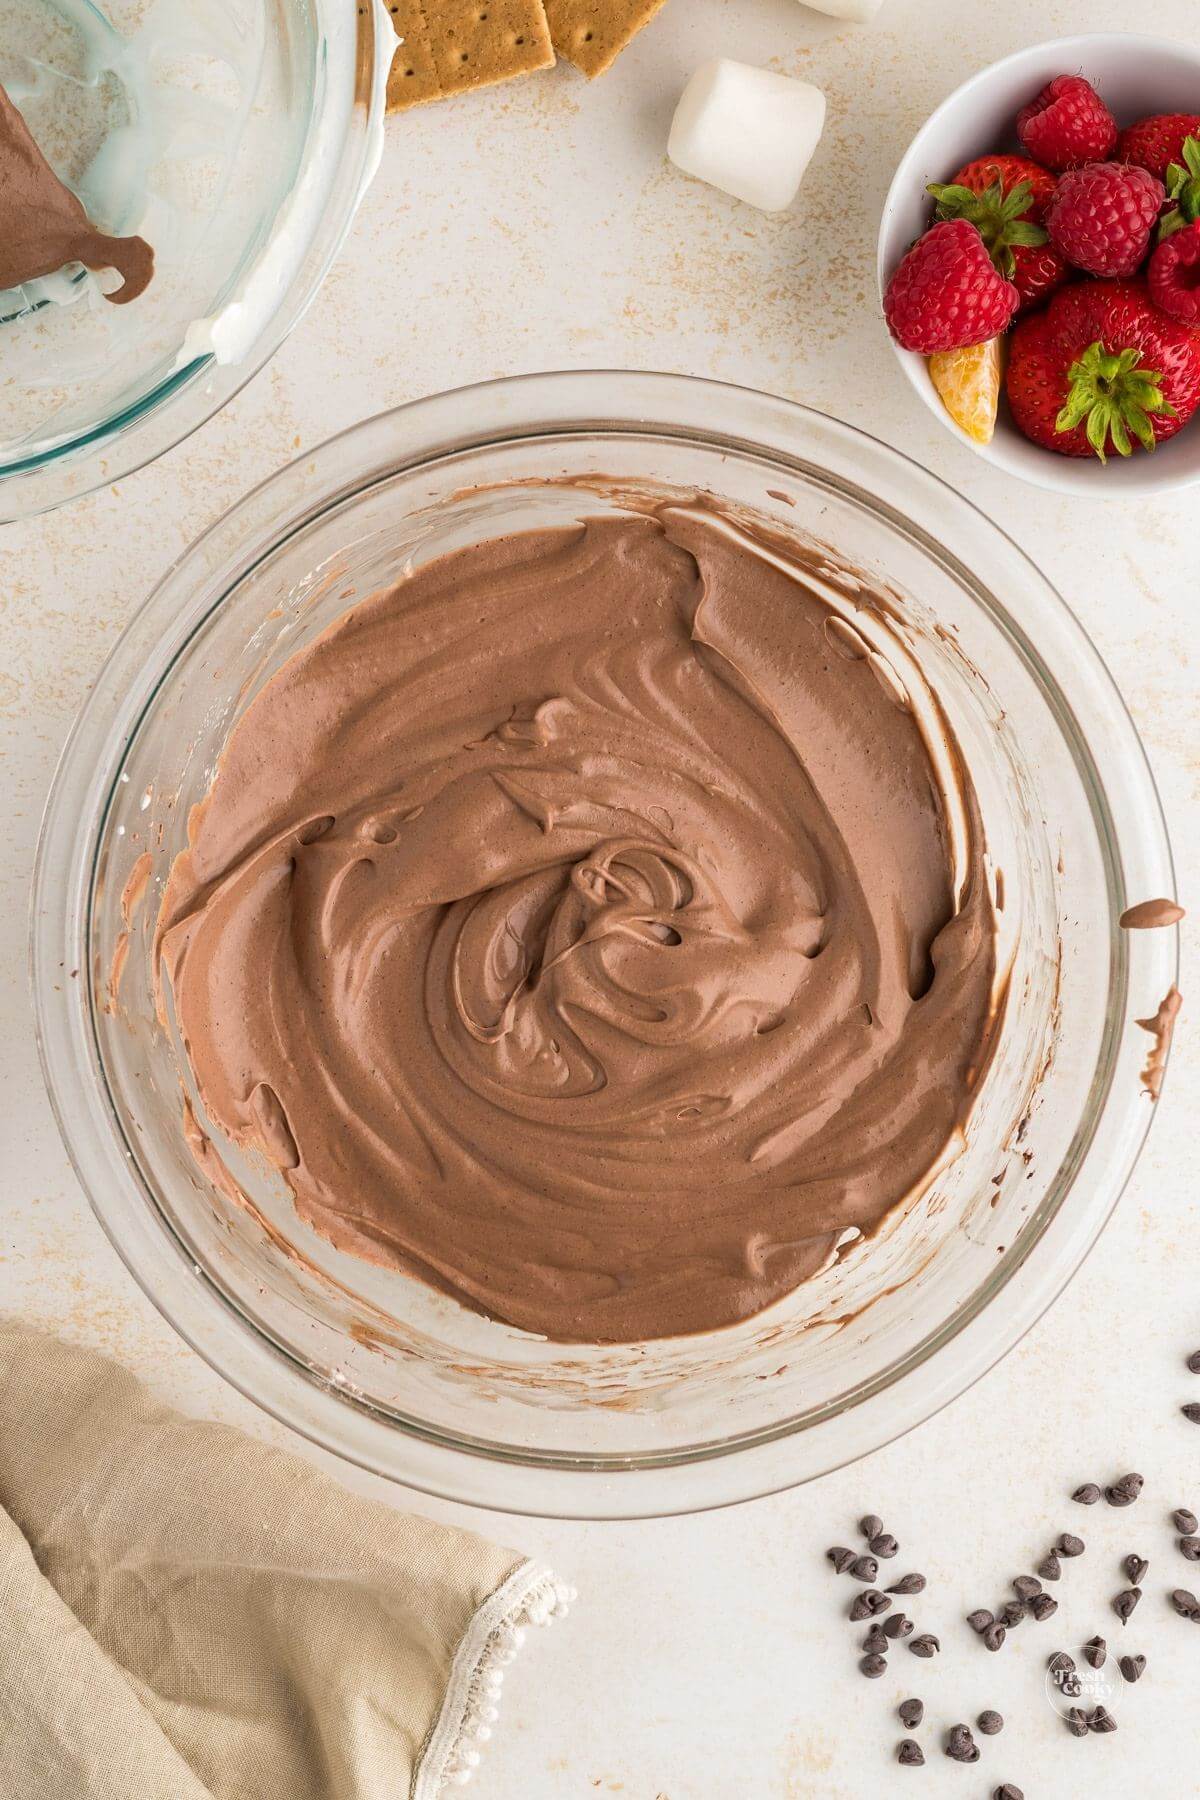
(3, 1, 1199, 1794)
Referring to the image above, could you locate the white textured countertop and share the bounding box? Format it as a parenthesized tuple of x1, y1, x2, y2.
(3, 1, 1199, 1793)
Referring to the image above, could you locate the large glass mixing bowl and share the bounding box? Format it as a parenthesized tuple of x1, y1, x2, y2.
(32, 373, 1178, 1518)
(0, 0, 392, 519)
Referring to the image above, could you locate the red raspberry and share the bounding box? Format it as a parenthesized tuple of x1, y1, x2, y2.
(1148, 220, 1200, 325)
(1017, 75, 1117, 171)
(883, 220, 1019, 353)
(1047, 162, 1165, 277)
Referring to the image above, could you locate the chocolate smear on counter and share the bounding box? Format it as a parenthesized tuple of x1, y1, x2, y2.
(1136, 987, 1181, 1101)
(1119, 898, 1185, 929)
(0, 82, 153, 300)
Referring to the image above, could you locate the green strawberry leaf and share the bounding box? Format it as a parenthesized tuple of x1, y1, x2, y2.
(927, 178, 1048, 278)
(1160, 137, 1200, 239)
(1056, 342, 1175, 463)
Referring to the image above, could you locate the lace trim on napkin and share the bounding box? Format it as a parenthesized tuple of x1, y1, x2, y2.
(413, 1560, 575, 1796)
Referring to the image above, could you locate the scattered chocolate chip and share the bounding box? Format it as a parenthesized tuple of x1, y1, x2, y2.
(884, 1612, 914, 1640)
(826, 1546, 856, 1573)
(1119, 1653, 1146, 1683)
(1030, 1592, 1058, 1622)
(1179, 1536, 1200, 1561)
(1187, 1351, 1200, 1375)
(1170, 1587, 1200, 1619)
(945, 1724, 979, 1763)
(1083, 1635, 1107, 1669)
(967, 1608, 995, 1634)
(1089, 1705, 1117, 1733)
(897, 1739, 924, 1766)
(1048, 1651, 1075, 1675)
(994, 1787, 1024, 1800)
(1058, 1533, 1086, 1558)
(1123, 1554, 1149, 1585)
(860, 1653, 888, 1678)
(869, 1532, 899, 1560)
(1112, 1586, 1142, 1625)
(1062, 1671, 1082, 1697)
(982, 1622, 1007, 1652)
(887, 1572, 926, 1595)
(1037, 1550, 1062, 1581)
(1072, 1483, 1101, 1505)
(1000, 1601, 1027, 1628)
(898, 1698, 924, 1729)
(849, 1589, 891, 1621)
(1105, 1473, 1144, 1506)
(1066, 1706, 1089, 1738)
(1182, 1404, 1200, 1426)
(909, 1633, 939, 1658)
(859, 1514, 884, 1540)
(849, 1554, 878, 1583)
(1173, 1509, 1199, 1536)
(863, 1625, 889, 1655)
(977, 1709, 1004, 1736)
(1012, 1574, 1042, 1601)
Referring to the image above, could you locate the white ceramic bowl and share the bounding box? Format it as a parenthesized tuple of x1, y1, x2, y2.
(878, 33, 1200, 498)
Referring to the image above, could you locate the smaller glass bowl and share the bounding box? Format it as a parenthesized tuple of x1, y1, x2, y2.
(0, 0, 393, 520)
(32, 373, 1177, 1518)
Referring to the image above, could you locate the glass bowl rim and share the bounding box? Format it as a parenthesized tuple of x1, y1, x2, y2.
(30, 370, 1179, 1517)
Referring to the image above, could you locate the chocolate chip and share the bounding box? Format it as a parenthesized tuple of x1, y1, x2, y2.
(849, 1589, 891, 1620)
(1187, 1350, 1200, 1375)
(1000, 1601, 1027, 1628)
(1058, 1533, 1086, 1557)
(1072, 1483, 1101, 1505)
(860, 1653, 888, 1678)
(1170, 1587, 1200, 1619)
(1030, 1592, 1058, 1622)
(1011, 1574, 1042, 1601)
(1180, 1536, 1200, 1561)
(1083, 1635, 1107, 1668)
(897, 1739, 924, 1766)
(1089, 1705, 1117, 1733)
(869, 1532, 899, 1560)
(1066, 1706, 1089, 1737)
(1122, 1554, 1149, 1585)
(898, 1698, 924, 1729)
(994, 1787, 1024, 1800)
(967, 1608, 995, 1634)
(982, 1622, 1007, 1652)
(1182, 1404, 1200, 1425)
(909, 1633, 939, 1658)
(1062, 1670, 1082, 1697)
(945, 1724, 979, 1763)
(1105, 1473, 1144, 1506)
(887, 1572, 925, 1595)
(849, 1554, 878, 1582)
(1048, 1650, 1076, 1675)
(1112, 1586, 1142, 1624)
(884, 1612, 913, 1640)
(1119, 1653, 1146, 1683)
(977, 1709, 1003, 1735)
(859, 1513, 884, 1540)
(1037, 1550, 1062, 1581)
(826, 1546, 856, 1573)
(1173, 1508, 1199, 1536)
(863, 1624, 889, 1655)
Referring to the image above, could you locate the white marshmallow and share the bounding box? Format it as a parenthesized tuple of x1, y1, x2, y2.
(668, 59, 827, 214)
(797, 0, 883, 18)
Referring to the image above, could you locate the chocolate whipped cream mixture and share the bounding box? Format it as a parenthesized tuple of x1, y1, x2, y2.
(0, 81, 153, 300)
(158, 504, 1001, 1342)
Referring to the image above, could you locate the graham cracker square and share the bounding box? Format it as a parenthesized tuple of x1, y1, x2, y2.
(386, 0, 555, 111)
(543, 0, 670, 78)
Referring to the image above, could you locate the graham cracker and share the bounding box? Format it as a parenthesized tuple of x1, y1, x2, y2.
(386, 0, 554, 111)
(543, 0, 670, 78)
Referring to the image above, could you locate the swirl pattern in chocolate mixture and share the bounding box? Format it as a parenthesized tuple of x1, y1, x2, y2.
(158, 506, 999, 1342)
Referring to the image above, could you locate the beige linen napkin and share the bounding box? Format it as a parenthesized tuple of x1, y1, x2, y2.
(0, 1323, 570, 1800)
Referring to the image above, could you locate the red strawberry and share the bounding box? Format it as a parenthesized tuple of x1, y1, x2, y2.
(883, 219, 1019, 353)
(1118, 113, 1200, 181)
(928, 154, 1067, 311)
(1006, 279, 1200, 460)
(1017, 75, 1117, 172)
(1149, 220, 1200, 325)
(1046, 162, 1165, 277)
